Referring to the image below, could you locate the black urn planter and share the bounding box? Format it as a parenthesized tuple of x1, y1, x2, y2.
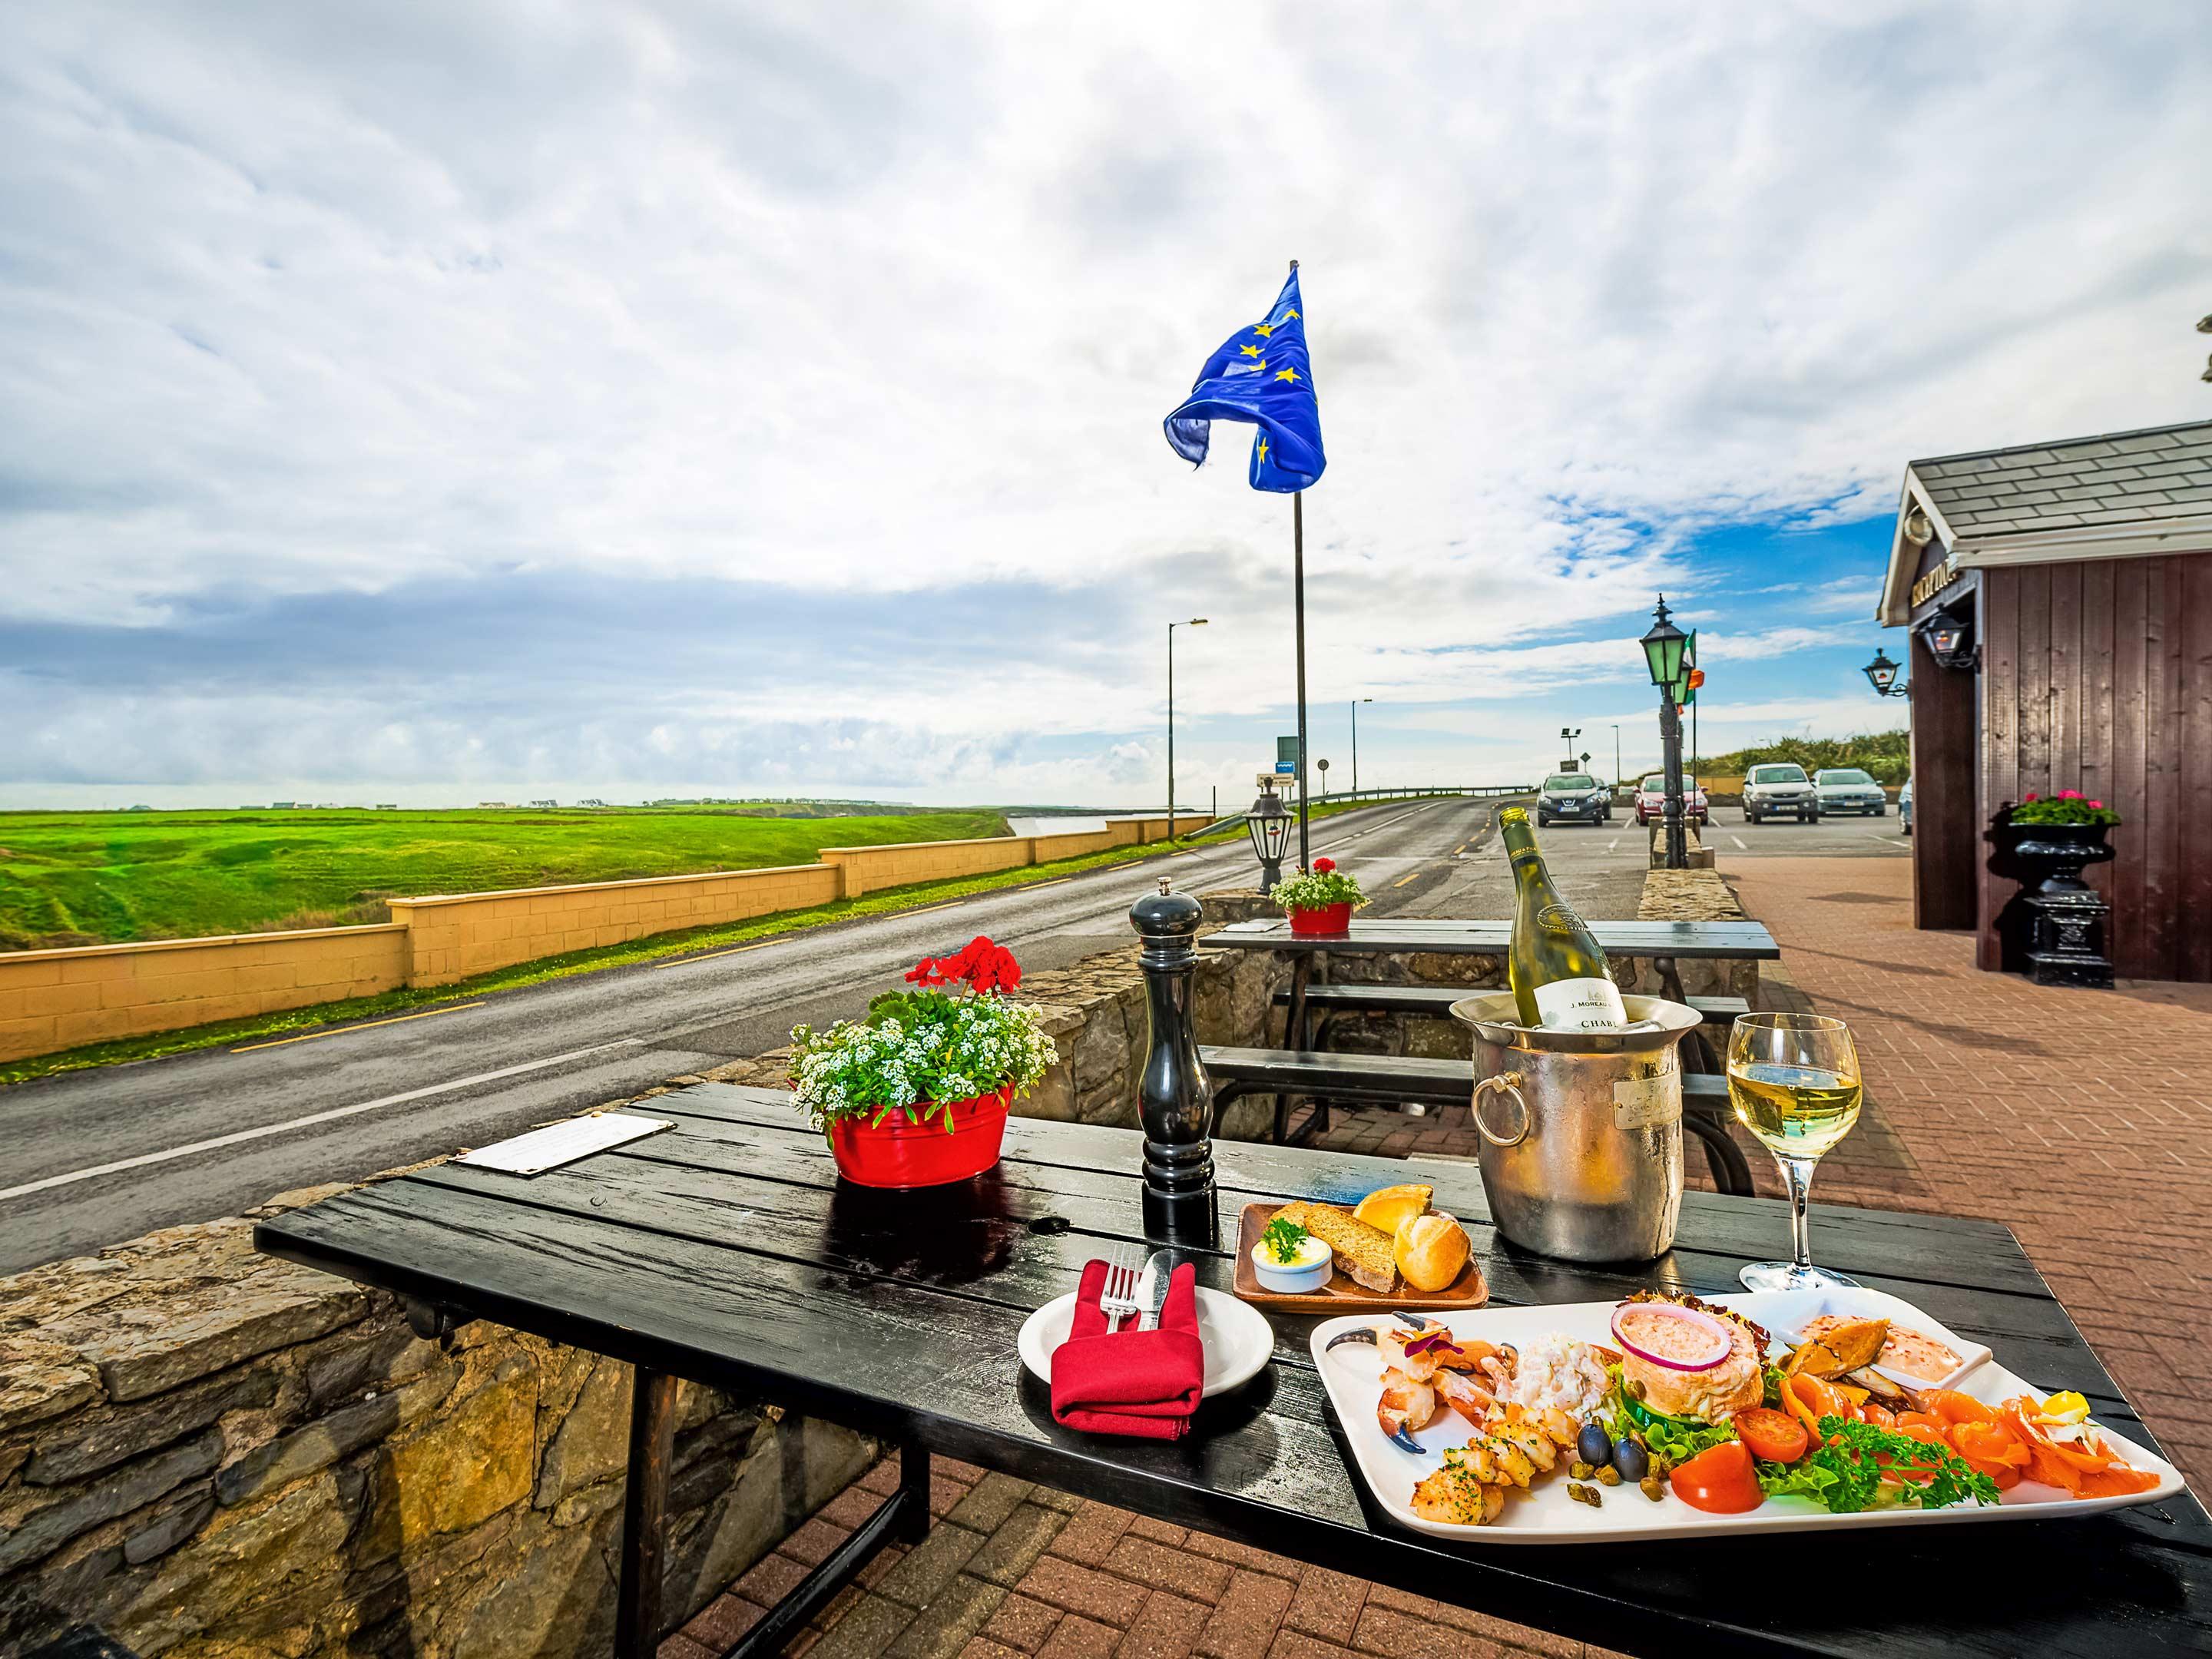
(1996, 820, 2116, 988)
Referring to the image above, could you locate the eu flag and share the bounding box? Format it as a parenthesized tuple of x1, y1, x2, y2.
(1164, 268, 1326, 492)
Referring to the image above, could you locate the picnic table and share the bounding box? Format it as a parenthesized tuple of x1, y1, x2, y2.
(255, 1084, 2210, 1659)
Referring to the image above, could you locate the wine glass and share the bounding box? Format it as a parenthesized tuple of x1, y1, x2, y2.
(1727, 1012, 1863, 1292)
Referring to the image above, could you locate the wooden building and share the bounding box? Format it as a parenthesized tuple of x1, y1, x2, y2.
(1876, 419, 2212, 982)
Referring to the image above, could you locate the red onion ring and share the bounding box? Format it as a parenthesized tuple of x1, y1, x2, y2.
(1610, 1302, 1733, 1372)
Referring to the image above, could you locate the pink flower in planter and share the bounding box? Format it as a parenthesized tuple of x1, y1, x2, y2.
(2089, 800, 2104, 810)
(2024, 793, 2039, 802)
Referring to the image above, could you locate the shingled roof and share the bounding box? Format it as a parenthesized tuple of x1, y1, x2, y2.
(1878, 418, 2212, 625)
(1911, 419, 2212, 539)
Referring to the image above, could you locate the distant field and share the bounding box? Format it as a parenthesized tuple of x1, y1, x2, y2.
(0, 805, 1011, 949)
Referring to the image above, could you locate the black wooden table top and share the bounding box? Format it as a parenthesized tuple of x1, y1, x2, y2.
(257, 1086, 2207, 1659)
(1207, 917, 1783, 960)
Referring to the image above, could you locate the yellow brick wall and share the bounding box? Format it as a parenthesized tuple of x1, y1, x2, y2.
(390, 863, 843, 986)
(0, 925, 409, 1062)
(0, 814, 1220, 1058)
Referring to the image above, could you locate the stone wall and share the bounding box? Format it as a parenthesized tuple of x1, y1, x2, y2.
(0, 1187, 873, 1658)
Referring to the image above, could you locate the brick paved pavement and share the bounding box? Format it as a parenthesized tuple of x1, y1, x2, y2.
(661, 1453, 1630, 1659)
(664, 853, 2207, 1659)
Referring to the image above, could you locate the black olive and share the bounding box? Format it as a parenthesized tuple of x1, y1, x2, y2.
(1575, 1422, 1612, 1468)
(1612, 1439, 1651, 1482)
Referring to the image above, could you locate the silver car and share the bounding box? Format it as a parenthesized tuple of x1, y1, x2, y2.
(1743, 763, 1820, 824)
(1814, 767, 1889, 817)
(1899, 777, 1913, 836)
(1535, 771, 1612, 827)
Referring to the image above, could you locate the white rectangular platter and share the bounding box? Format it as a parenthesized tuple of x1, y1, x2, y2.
(1310, 1286, 2185, 1544)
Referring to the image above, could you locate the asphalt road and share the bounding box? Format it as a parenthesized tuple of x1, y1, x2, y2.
(0, 796, 1527, 1273)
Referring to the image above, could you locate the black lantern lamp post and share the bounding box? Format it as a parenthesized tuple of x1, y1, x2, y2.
(1244, 775, 1292, 892)
(1863, 647, 1908, 698)
(1639, 597, 1690, 869)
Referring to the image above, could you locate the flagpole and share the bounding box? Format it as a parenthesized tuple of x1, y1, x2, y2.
(1290, 259, 1310, 873)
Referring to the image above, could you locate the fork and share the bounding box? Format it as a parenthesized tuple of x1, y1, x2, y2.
(1099, 1249, 1143, 1333)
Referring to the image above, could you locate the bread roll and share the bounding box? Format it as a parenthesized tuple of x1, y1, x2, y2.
(1393, 1211, 1470, 1293)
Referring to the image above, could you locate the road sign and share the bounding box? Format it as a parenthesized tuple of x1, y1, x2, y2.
(1275, 735, 1299, 776)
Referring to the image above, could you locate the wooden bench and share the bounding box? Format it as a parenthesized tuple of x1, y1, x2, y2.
(1273, 984, 1749, 1031)
(1200, 1045, 1757, 1196)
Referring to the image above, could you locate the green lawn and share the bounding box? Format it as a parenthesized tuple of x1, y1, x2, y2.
(0, 804, 1009, 949)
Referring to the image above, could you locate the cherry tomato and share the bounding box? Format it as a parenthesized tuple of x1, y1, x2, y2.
(1670, 1440, 1765, 1513)
(1734, 1407, 1810, 1464)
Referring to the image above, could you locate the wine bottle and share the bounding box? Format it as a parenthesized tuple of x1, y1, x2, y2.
(1499, 806, 1628, 1030)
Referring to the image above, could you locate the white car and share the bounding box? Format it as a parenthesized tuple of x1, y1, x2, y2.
(1899, 777, 1913, 836)
(1535, 771, 1612, 827)
(1814, 768, 1889, 817)
(1743, 763, 1820, 824)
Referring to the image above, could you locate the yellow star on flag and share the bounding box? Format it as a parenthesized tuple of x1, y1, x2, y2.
(1252, 323, 1274, 337)
(1274, 366, 1300, 383)
(1257, 435, 1270, 463)
(1239, 344, 1263, 359)
(1283, 307, 1300, 320)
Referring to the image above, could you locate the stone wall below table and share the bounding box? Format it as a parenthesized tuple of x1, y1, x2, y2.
(0, 1186, 873, 1659)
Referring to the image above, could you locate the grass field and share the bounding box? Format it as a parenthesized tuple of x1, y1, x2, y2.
(0, 805, 1010, 949)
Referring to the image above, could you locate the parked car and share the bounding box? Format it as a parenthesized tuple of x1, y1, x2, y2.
(1814, 767, 1889, 816)
(1535, 771, 1611, 827)
(1743, 762, 1820, 823)
(1899, 777, 1913, 836)
(1633, 773, 1709, 826)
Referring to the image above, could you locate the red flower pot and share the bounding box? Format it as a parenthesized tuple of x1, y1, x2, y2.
(1288, 902, 1353, 937)
(827, 1088, 1012, 1188)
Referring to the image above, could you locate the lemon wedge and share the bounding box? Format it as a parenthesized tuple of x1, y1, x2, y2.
(2035, 1390, 2091, 1425)
(1353, 1183, 1432, 1235)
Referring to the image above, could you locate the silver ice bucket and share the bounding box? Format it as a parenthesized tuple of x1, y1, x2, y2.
(1448, 993, 1702, 1263)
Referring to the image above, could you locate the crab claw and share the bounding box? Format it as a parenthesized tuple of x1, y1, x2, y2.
(1386, 1424, 1429, 1454)
(1325, 1327, 1378, 1353)
(1392, 1310, 1437, 1331)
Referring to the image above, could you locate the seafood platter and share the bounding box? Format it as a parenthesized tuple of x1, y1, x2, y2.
(1235, 1184, 1487, 1311)
(1312, 1286, 2184, 1541)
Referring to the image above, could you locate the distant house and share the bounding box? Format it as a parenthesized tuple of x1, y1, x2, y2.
(375, 803, 399, 810)
(271, 801, 298, 809)
(531, 799, 558, 809)
(478, 801, 511, 808)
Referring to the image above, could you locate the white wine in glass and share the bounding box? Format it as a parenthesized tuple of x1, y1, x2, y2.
(1729, 1013, 1863, 1292)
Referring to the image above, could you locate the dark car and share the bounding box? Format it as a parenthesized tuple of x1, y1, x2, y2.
(1535, 772, 1611, 827)
(1633, 773, 1709, 826)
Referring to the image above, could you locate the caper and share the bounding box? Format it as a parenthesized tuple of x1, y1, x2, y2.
(1640, 1475, 1665, 1502)
(1624, 1377, 1647, 1401)
(1568, 1482, 1602, 1508)
(1596, 1464, 1621, 1487)
(1568, 1459, 1593, 1480)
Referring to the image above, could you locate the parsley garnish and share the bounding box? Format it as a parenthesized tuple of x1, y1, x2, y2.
(1260, 1217, 1312, 1263)
(1764, 1416, 2004, 1515)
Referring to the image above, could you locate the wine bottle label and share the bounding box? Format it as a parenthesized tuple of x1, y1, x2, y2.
(1532, 977, 1628, 1031)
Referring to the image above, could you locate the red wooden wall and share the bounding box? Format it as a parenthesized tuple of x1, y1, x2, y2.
(1977, 549, 2212, 982)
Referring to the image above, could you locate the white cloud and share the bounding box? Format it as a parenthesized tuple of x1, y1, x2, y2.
(2, 2, 2205, 798)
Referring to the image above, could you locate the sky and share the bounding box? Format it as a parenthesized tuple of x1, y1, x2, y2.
(3, 2, 2209, 810)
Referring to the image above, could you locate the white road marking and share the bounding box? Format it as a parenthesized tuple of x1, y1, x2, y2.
(1731, 836, 1749, 849)
(1606, 839, 1620, 851)
(0, 1038, 650, 1204)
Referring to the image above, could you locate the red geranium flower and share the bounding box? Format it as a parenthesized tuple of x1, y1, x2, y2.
(2024, 793, 2038, 803)
(2089, 800, 2104, 810)
(1312, 856, 1336, 873)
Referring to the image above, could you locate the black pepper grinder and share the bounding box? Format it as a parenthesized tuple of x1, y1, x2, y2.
(1130, 876, 1219, 1245)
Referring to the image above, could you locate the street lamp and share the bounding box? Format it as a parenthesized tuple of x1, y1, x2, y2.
(1245, 774, 1293, 892)
(1351, 698, 1373, 797)
(1167, 618, 1208, 839)
(1639, 596, 1690, 869)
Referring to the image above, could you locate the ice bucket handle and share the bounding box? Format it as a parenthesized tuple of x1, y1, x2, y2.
(1472, 1071, 1530, 1148)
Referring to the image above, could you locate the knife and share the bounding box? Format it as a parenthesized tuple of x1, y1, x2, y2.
(1138, 1250, 1172, 1330)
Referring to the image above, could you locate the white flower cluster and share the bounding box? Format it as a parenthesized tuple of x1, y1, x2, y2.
(791, 994, 1056, 1133)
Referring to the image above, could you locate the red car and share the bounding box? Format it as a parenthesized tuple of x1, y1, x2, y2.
(1634, 774, 1709, 826)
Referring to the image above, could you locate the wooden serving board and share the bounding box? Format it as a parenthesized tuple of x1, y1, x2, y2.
(1232, 1202, 1488, 1312)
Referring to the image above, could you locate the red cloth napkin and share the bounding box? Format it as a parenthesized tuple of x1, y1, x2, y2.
(1050, 1260, 1205, 1439)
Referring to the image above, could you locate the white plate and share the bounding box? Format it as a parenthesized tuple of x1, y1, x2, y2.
(1019, 1286, 1273, 1399)
(1312, 1290, 2186, 1544)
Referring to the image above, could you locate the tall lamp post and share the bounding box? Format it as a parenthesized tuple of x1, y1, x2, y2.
(1351, 697, 1372, 797)
(1244, 774, 1293, 892)
(1167, 618, 1207, 839)
(1611, 724, 1622, 792)
(1639, 597, 1690, 869)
